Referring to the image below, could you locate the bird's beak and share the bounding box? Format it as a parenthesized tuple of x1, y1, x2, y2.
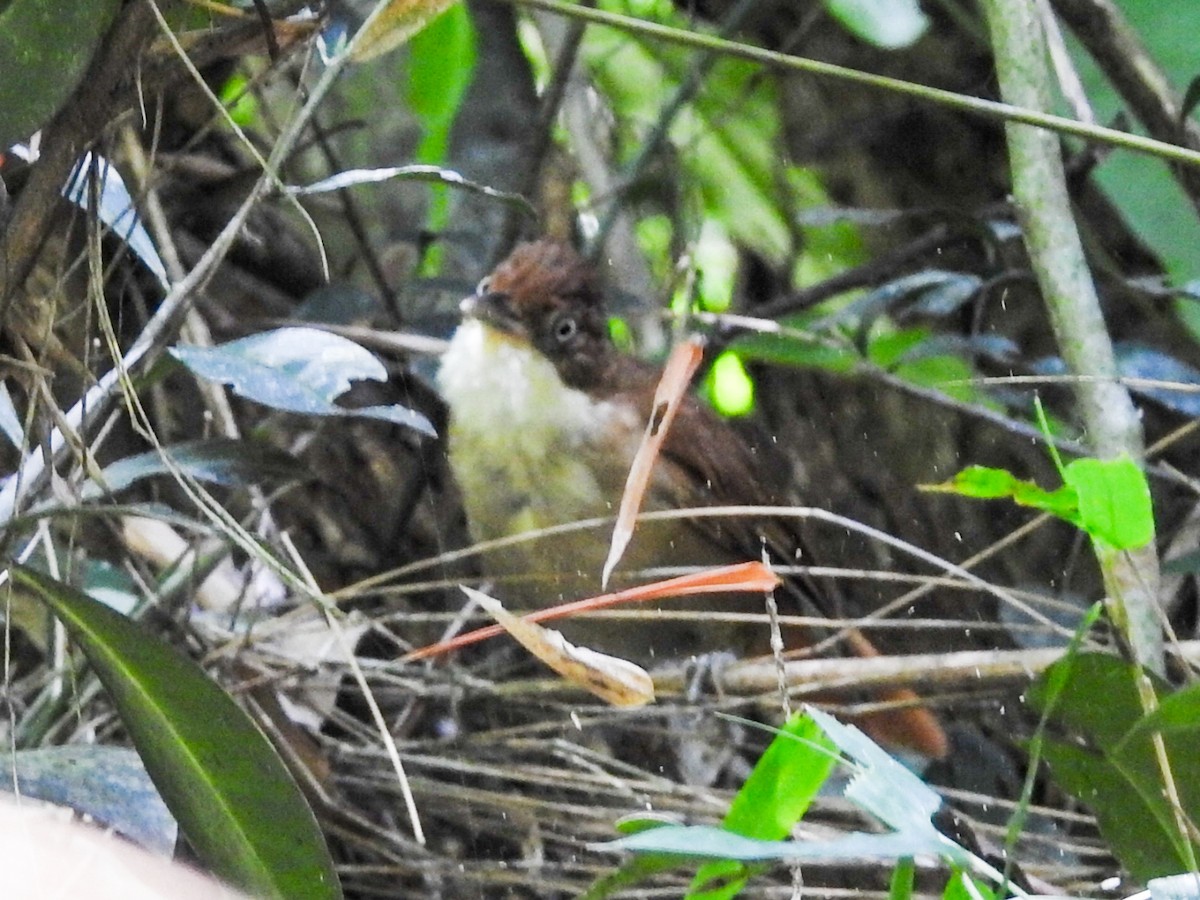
(460, 291, 527, 339)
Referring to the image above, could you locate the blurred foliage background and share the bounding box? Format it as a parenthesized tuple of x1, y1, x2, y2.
(4, 0, 1200, 895)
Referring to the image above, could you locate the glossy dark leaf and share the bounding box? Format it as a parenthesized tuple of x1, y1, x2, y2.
(1028, 653, 1200, 881)
(0, 0, 121, 148)
(9, 565, 342, 899)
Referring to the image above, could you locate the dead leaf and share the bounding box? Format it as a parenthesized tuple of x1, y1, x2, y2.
(601, 336, 705, 587)
(462, 586, 654, 707)
(403, 561, 780, 661)
(351, 0, 460, 62)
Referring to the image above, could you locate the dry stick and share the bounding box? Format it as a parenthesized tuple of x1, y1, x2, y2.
(510, 0, 1200, 169)
(982, 0, 1192, 868)
(981, 0, 1162, 672)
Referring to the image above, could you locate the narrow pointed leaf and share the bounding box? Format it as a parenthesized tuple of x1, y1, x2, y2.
(9, 565, 341, 899)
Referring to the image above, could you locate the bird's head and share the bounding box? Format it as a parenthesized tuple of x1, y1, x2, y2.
(461, 240, 613, 390)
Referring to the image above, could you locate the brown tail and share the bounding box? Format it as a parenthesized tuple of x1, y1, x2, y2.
(842, 629, 949, 760)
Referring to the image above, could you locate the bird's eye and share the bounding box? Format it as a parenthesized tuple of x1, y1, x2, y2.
(554, 315, 578, 343)
(475, 276, 491, 296)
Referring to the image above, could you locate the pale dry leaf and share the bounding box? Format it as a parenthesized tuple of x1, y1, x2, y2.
(462, 586, 654, 707)
(601, 336, 705, 588)
(351, 0, 460, 62)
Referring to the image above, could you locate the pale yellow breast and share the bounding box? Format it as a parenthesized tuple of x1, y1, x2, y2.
(438, 321, 761, 661)
(437, 320, 636, 584)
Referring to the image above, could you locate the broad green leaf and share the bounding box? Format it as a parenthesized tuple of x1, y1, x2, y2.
(9, 565, 341, 899)
(823, 0, 929, 49)
(82, 438, 304, 500)
(1125, 682, 1200, 741)
(406, 4, 476, 165)
(0, 0, 121, 148)
(170, 327, 435, 436)
(1063, 455, 1155, 550)
(689, 713, 837, 898)
(1028, 653, 1200, 881)
(1065, 2, 1200, 280)
(1039, 739, 1189, 883)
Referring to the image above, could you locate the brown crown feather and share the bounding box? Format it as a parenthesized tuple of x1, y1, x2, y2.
(487, 240, 603, 316)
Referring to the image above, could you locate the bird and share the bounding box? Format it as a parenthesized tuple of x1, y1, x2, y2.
(437, 238, 948, 758)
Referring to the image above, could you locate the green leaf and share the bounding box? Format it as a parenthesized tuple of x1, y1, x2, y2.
(406, 3, 477, 165)
(585, 4, 792, 265)
(920, 465, 1080, 523)
(942, 866, 996, 900)
(82, 438, 305, 500)
(9, 565, 341, 899)
(170, 327, 435, 436)
(823, 0, 929, 49)
(1125, 682, 1200, 741)
(1065, 2, 1200, 280)
(1062, 455, 1155, 550)
(1027, 653, 1200, 881)
(890, 857, 915, 900)
(706, 351, 755, 417)
(689, 713, 837, 897)
(0, 0, 121, 148)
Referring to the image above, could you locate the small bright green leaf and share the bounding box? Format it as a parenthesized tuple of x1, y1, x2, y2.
(0, 0, 121, 148)
(82, 438, 304, 500)
(942, 866, 996, 900)
(890, 856, 915, 900)
(170, 327, 435, 436)
(689, 713, 837, 897)
(920, 465, 1080, 522)
(219, 72, 258, 128)
(823, 0, 929, 49)
(351, 0, 460, 62)
(9, 565, 342, 899)
(1063, 455, 1154, 549)
(707, 352, 755, 417)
